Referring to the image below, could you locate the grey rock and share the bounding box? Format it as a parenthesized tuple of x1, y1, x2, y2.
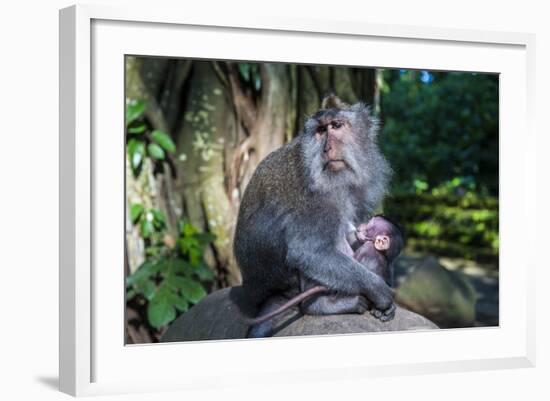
(395, 256, 478, 328)
(161, 286, 438, 343)
(161, 286, 254, 342)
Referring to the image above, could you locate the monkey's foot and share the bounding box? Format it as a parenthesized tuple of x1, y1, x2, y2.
(370, 303, 396, 322)
(248, 321, 274, 338)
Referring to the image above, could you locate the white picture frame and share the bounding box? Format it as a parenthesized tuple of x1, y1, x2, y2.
(59, 3, 536, 397)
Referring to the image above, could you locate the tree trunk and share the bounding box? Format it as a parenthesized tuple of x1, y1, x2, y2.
(243, 64, 290, 190)
(176, 62, 241, 286)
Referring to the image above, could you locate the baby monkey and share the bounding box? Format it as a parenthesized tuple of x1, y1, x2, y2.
(248, 215, 404, 337)
(347, 215, 404, 287)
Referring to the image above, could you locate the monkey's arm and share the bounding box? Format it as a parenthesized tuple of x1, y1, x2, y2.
(346, 229, 363, 251)
(286, 242, 395, 317)
(345, 222, 361, 250)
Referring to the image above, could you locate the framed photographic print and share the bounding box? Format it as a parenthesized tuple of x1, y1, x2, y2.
(59, 3, 536, 397)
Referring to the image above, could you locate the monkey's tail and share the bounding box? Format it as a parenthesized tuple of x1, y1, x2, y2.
(245, 285, 329, 326)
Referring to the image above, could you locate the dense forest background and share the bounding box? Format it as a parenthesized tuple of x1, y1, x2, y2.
(124, 57, 499, 343)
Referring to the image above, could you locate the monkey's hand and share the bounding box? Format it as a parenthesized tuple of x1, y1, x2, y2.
(355, 223, 369, 243)
(369, 283, 396, 322)
(369, 302, 396, 322)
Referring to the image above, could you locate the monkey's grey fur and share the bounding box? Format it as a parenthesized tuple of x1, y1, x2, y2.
(234, 97, 394, 337)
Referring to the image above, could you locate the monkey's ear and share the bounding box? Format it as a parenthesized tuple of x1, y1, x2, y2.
(321, 94, 350, 110)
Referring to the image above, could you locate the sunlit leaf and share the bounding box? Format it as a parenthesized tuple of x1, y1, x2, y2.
(140, 219, 154, 238)
(130, 203, 144, 224)
(127, 120, 147, 134)
(147, 143, 165, 160)
(127, 138, 145, 171)
(151, 130, 176, 153)
(182, 222, 197, 237)
(126, 100, 146, 125)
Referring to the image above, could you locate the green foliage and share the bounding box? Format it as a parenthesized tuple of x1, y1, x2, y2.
(237, 62, 262, 91)
(380, 70, 498, 197)
(125, 99, 215, 330)
(127, 138, 146, 172)
(126, 100, 146, 124)
(125, 100, 176, 176)
(151, 130, 176, 153)
(380, 70, 498, 262)
(147, 143, 165, 160)
(126, 204, 215, 329)
(385, 183, 499, 262)
(130, 203, 166, 240)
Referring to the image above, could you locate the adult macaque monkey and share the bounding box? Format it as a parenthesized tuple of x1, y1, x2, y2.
(248, 215, 404, 337)
(234, 95, 394, 336)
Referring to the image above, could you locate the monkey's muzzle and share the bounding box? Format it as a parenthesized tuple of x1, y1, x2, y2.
(325, 159, 347, 172)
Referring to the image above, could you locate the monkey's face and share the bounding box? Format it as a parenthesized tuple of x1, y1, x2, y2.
(362, 216, 404, 259)
(314, 117, 353, 172)
(302, 102, 387, 198)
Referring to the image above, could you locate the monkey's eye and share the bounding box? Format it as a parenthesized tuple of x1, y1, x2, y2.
(318, 125, 327, 134)
(331, 121, 343, 129)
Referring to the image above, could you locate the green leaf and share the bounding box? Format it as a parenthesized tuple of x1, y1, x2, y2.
(147, 291, 176, 328)
(172, 259, 193, 275)
(181, 222, 197, 237)
(150, 208, 166, 228)
(151, 130, 176, 153)
(126, 100, 146, 125)
(140, 280, 156, 301)
(178, 236, 198, 250)
(127, 138, 145, 171)
(238, 63, 250, 82)
(127, 120, 147, 134)
(195, 232, 216, 245)
(130, 203, 144, 224)
(173, 295, 189, 312)
(172, 276, 207, 303)
(194, 263, 214, 281)
(140, 219, 154, 238)
(126, 260, 160, 286)
(126, 288, 137, 301)
(188, 248, 201, 266)
(147, 143, 165, 160)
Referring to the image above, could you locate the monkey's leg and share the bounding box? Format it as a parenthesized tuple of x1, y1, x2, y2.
(301, 293, 369, 316)
(248, 295, 302, 338)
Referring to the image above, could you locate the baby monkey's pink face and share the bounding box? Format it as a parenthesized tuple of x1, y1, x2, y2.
(373, 235, 391, 251)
